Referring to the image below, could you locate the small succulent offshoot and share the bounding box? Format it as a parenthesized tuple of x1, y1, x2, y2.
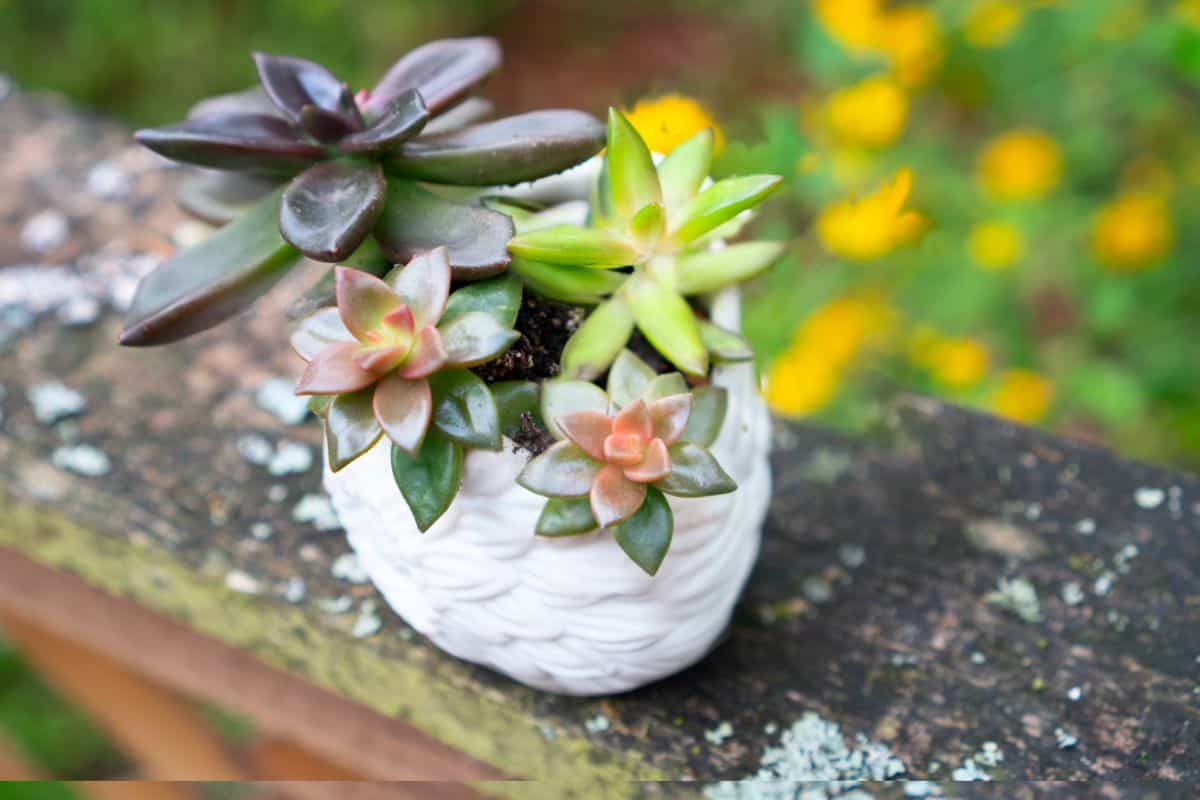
(122, 38, 605, 347)
(292, 247, 530, 530)
(506, 109, 785, 380)
(518, 350, 734, 575)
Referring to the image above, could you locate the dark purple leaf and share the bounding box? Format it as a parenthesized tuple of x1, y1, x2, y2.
(134, 113, 323, 175)
(120, 190, 300, 346)
(300, 104, 359, 143)
(373, 179, 514, 279)
(365, 37, 501, 118)
(280, 162, 387, 262)
(423, 97, 494, 134)
(385, 110, 605, 186)
(176, 170, 283, 225)
(338, 90, 429, 154)
(252, 51, 360, 126)
(188, 86, 279, 119)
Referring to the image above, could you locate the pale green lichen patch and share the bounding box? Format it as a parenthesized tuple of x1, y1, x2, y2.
(986, 576, 1042, 623)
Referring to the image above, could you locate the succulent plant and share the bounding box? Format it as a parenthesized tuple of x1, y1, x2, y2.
(122, 38, 605, 346)
(506, 109, 785, 379)
(293, 247, 528, 530)
(517, 350, 734, 575)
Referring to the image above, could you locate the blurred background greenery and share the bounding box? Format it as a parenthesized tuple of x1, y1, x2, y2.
(1, 0, 1199, 784)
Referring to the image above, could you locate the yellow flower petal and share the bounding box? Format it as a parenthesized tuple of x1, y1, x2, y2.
(968, 220, 1024, 270)
(990, 369, 1053, 423)
(977, 128, 1063, 201)
(1092, 193, 1173, 272)
(624, 94, 724, 156)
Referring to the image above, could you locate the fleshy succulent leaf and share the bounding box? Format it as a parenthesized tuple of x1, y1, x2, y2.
(386, 247, 452, 330)
(374, 179, 514, 279)
(556, 410, 611, 461)
(428, 370, 501, 450)
(655, 442, 736, 497)
(510, 257, 625, 306)
(291, 306, 355, 360)
(366, 37, 501, 118)
(299, 104, 359, 143)
(675, 241, 786, 294)
(339, 90, 430, 154)
(176, 170, 282, 225)
(252, 52, 359, 125)
(606, 108, 662, 220)
(438, 310, 520, 368)
(492, 380, 541, 437)
(517, 441, 602, 498)
(623, 438, 671, 483)
(560, 297, 634, 380)
(591, 464, 647, 528)
(372, 374, 432, 454)
(699, 320, 754, 362)
(612, 486, 673, 575)
(648, 394, 692, 445)
(324, 388, 384, 472)
(657, 128, 713, 214)
(671, 175, 783, 244)
(607, 350, 657, 409)
(628, 202, 665, 244)
(390, 429, 463, 532)
(536, 498, 598, 537)
(612, 398, 653, 442)
(335, 266, 401, 341)
(422, 96, 494, 134)
(508, 225, 636, 268)
(188, 86, 278, 119)
(281, 162, 387, 262)
(134, 113, 323, 175)
(295, 342, 378, 395)
(286, 245, 389, 322)
(625, 276, 708, 377)
(394, 326, 448, 379)
(120, 189, 299, 346)
(641, 373, 689, 402)
(541, 379, 609, 440)
(441, 271, 522, 328)
(386, 110, 606, 186)
(680, 385, 727, 447)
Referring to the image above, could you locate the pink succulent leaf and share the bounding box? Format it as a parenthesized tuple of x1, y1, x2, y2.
(396, 326, 448, 379)
(372, 373, 432, 455)
(381, 304, 416, 337)
(624, 438, 671, 483)
(295, 341, 378, 395)
(591, 464, 648, 528)
(648, 393, 692, 446)
(291, 306, 354, 360)
(603, 433, 645, 467)
(612, 399, 652, 442)
(438, 310, 520, 367)
(556, 410, 612, 461)
(336, 266, 402, 342)
(389, 247, 451, 329)
(517, 441, 602, 498)
(351, 344, 410, 375)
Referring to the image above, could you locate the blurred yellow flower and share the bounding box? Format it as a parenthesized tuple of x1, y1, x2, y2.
(977, 129, 1063, 201)
(930, 338, 991, 389)
(817, 168, 927, 261)
(968, 220, 1024, 269)
(813, 0, 943, 87)
(624, 94, 725, 155)
(990, 369, 1053, 423)
(1092, 193, 1173, 272)
(813, 0, 884, 52)
(964, 1, 1025, 48)
(1180, 0, 1200, 28)
(826, 74, 909, 149)
(765, 294, 897, 417)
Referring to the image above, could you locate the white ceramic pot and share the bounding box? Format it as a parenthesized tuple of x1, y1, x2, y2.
(323, 163, 773, 695)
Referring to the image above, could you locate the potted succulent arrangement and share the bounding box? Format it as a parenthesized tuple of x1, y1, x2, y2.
(123, 37, 783, 695)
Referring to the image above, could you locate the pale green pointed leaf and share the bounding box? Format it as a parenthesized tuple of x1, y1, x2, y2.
(492, 380, 541, 438)
(642, 372, 689, 402)
(517, 441, 601, 498)
(607, 350, 657, 408)
(625, 276, 708, 377)
(441, 272, 522, 328)
(541, 379, 609, 440)
(561, 297, 634, 381)
(390, 429, 463, 532)
(325, 388, 384, 472)
(680, 385, 727, 447)
(536, 497, 599, 537)
(429, 370, 501, 450)
(629, 202, 664, 244)
(511, 257, 625, 305)
(508, 225, 636, 268)
(676, 241, 786, 294)
(612, 487, 673, 575)
(656, 442, 736, 498)
(607, 108, 661, 220)
(671, 175, 782, 245)
(438, 311, 520, 368)
(588, 159, 616, 228)
(657, 128, 713, 215)
(699, 320, 754, 362)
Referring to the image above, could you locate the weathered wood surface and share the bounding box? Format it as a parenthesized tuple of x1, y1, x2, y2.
(1, 88, 1198, 797)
